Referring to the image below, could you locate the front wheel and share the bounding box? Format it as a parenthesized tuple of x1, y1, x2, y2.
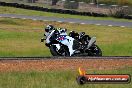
(49, 45, 70, 56)
(87, 45, 102, 56)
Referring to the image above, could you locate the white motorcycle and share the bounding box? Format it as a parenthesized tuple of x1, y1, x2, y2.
(41, 30, 102, 56)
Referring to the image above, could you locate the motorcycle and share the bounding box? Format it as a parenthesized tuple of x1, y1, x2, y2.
(41, 30, 102, 56)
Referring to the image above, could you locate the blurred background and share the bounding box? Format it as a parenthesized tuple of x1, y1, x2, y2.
(0, 0, 132, 17)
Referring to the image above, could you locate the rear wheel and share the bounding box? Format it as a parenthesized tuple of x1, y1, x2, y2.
(50, 45, 70, 56)
(87, 45, 102, 56)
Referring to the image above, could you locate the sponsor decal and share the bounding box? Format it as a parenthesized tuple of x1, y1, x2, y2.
(56, 35, 67, 42)
(77, 67, 131, 85)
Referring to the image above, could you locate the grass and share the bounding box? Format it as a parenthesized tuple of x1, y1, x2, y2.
(0, 66, 132, 88)
(0, 17, 132, 57)
(0, 6, 132, 22)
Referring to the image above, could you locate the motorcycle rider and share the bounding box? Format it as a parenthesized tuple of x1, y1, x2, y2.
(41, 24, 75, 56)
(41, 24, 95, 56)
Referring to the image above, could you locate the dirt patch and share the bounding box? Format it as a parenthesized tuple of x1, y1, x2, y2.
(0, 58, 132, 72)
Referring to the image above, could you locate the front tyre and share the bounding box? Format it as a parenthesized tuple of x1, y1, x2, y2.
(49, 45, 70, 56)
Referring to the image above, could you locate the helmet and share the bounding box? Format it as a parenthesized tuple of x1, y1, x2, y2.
(45, 25, 55, 32)
(69, 31, 79, 39)
(69, 31, 75, 37)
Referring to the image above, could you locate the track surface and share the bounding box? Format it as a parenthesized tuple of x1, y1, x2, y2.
(0, 14, 132, 27)
(0, 57, 132, 72)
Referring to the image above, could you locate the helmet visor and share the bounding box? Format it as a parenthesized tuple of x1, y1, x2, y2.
(45, 28, 49, 32)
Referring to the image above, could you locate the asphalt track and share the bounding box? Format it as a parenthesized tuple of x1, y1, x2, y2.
(0, 14, 132, 27)
(0, 56, 132, 60)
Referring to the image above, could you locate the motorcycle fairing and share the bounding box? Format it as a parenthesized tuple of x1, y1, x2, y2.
(59, 36, 75, 56)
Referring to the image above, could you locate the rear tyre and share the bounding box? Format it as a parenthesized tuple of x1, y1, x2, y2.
(87, 45, 102, 56)
(50, 45, 70, 56)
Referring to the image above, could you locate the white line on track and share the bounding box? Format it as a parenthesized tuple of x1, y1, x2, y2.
(43, 20, 48, 21)
(96, 24, 101, 26)
(22, 18, 26, 19)
(33, 19, 37, 21)
(120, 26, 125, 27)
(11, 17, 15, 18)
(122, 6, 128, 8)
(57, 21, 62, 23)
(69, 22, 75, 24)
(108, 25, 113, 27)
(80, 23, 85, 24)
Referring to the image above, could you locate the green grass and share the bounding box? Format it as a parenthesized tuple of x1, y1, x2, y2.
(0, 67, 132, 88)
(0, 18, 132, 57)
(0, 18, 51, 57)
(0, 6, 132, 22)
